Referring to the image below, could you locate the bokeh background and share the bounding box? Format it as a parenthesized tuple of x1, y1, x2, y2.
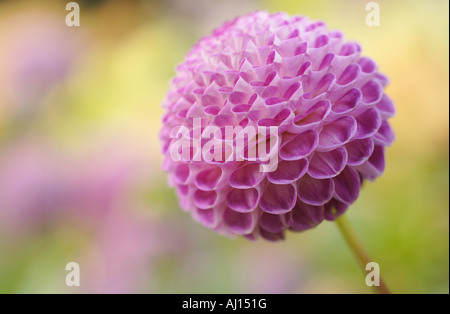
(0, 0, 448, 294)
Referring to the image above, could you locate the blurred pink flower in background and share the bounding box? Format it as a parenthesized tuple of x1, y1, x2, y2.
(81, 210, 156, 293)
(0, 134, 188, 293)
(78, 206, 190, 293)
(0, 138, 65, 235)
(64, 144, 151, 219)
(0, 136, 150, 232)
(0, 10, 86, 117)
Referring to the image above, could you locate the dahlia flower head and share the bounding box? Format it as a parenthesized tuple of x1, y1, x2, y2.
(160, 11, 395, 241)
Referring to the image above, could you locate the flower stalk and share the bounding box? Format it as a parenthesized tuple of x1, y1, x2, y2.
(336, 214, 391, 294)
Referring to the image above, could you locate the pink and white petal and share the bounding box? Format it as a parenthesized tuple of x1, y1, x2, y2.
(280, 130, 318, 160)
(308, 147, 348, 179)
(318, 116, 357, 150)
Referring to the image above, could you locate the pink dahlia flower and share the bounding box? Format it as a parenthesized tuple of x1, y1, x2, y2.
(160, 11, 395, 241)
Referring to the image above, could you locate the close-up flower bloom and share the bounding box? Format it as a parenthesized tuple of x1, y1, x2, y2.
(160, 11, 395, 241)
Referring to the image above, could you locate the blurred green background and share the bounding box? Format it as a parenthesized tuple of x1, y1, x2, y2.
(0, 0, 448, 294)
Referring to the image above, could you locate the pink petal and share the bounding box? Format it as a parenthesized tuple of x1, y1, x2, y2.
(280, 130, 318, 160)
(332, 88, 361, 114)
(323, 198, 348, 220)
(229, 163, 264, 188)
(226, 188, 259, 213)
(223, 207, 255, 235)
(333, 166, 360, 204)
(318, 116, 357, 150)
(193, 189, 218, 209)
(308, 147, 348, 179)
(289, 200, 324, 231)
(267, 159, 308, 184)
(345, 138, 375, 166)
(260, 212, 285, 233)
(354, 108, 382, 139)
(373, 120, 395, 146)
(260, 182, 297, 214)
(259, 227, 285, 241)
(173, 164, 190, 184)
(298, 175, 334, 206)
(195, 166, 223, 191)
(354, 145, 385, 181)
(376, 95, 395, 119)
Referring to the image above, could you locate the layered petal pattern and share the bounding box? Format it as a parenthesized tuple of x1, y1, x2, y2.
(160, 11, 394, 240)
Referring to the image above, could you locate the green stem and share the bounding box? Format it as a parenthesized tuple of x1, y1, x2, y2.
(336, 214, 391, 294)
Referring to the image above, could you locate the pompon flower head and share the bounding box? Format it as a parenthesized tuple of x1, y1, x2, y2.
(160, 11, 395, 241)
